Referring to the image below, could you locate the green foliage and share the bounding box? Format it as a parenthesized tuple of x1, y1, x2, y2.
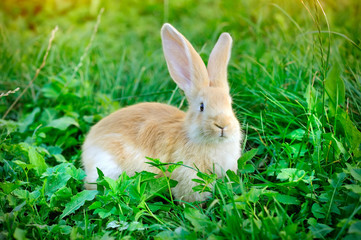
(60, 190, 97, 219)
(1, 0, 361, 239)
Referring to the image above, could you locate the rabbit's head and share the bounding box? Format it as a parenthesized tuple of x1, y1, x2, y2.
(161, 23, 241, 144)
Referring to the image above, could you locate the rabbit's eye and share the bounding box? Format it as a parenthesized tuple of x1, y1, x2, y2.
(200, 102, 204, 112)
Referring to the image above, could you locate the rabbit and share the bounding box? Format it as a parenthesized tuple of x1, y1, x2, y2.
(82, 23, 244, 202)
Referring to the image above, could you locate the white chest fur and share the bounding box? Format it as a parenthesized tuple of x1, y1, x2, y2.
(210, 141, 240, 176)
(173, 139, 240, 177)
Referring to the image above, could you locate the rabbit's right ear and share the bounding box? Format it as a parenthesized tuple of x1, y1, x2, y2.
(207, 33, 232, 92)
(161, 23, 209, 96)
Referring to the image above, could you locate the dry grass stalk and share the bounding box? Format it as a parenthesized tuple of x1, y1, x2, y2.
(0, 87, 20, 98)
(2, 26, 59, 120)
(55, 8, 104, 101)
(70, 8, 104, 80)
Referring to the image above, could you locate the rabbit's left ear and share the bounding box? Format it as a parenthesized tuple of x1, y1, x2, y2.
(161, 23, 209, 97)
(207, 33, 232, 92)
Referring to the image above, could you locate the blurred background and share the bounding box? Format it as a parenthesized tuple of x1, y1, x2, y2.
(0, 0, 360, 153)
(1, 2, 361, 238)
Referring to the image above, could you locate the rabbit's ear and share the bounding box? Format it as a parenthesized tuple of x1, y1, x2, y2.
(161, 23, 209, 96)
(207, 33, 232, 92)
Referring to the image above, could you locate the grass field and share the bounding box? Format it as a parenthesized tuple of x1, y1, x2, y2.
(1, 0, 361, 239)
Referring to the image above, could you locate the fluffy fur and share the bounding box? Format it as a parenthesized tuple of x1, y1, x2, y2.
(82, 23, 244, 202)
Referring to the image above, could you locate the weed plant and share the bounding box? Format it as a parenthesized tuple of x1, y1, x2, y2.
(0, 0, 360, 239)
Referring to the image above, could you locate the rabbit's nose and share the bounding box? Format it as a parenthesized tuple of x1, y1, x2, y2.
(214, 123, 227, 137)
(214, 117, 231, 129)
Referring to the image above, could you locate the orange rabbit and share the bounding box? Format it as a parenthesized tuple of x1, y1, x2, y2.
(82, 23, 244, 202)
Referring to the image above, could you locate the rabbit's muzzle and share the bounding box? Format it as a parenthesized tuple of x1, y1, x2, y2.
(212, 116, 233, 138)
(214, 123, 226, 137)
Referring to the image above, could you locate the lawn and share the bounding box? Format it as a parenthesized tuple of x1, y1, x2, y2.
(1, 0, 361, 239)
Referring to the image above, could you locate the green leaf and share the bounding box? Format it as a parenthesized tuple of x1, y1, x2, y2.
(13, 189, 40, 203)
(167, 161, 183, 173)
(51, 187, 73, 206)
(244, 164, 255, 173)
(49, 224, 72, 235)
(332, 135, 346, 155)
(83, 115, 94, 123)
(96, 207, 115, 219)
(184, 207, 212, 232)
(47, 116, 79, 131)
(145, 177, 173, 201)
(312, 203, 325, 219)
(305, 84, 321, 114)
(19, 107, 40, 133)
(338, 112, 361, 158)
(266, 160, 288, 176)
(41, 81, 62, 99)
(66, 166, 86, 181)
(145, 157, 166, 172)
(196, 172, 216, 183)
(329, 172, 346, 188)
(346, 164, 361, 182)
(325, 64, 345, 116)
(307, 217, 317, 226)
(192, 179, 205, 184)
(45, 171, 71, 200)
(13, 160, 35, 170)
(275, 194, 300, 205)
(192, 185, 211, 193)
(13, 228, 28, 240)
(106, 220, 121, 229)
(238, 148, 258, 168)
(11, 202, 26, 213)
(60, 190, 98, 218)
(344, 184, 361, 195)
(43, 163, 76, 200)
(0, 119, 18, 135)
(20, 143, 47, 176)
(226, 170, 239, 183)
(277, 168, 305, 182)
(155, 227, 192, 239)
(285, 128, 305, 141)
(88, 201, 102, 210)
(128, 221, 145, 231)
(13, 189, 30, 200)
(284, 143, 308, 157)
(104, 177, 117, 192)
(127, 176, 142, 200)
(309, 223, 333, 238)
(148, 202, 171, 212)
(349, 221, 361, 235)
(246, 187, 263, 203)
(0, 181, 22, 194)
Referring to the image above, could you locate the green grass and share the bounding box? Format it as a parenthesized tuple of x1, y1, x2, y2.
(1, 0, 361, 239)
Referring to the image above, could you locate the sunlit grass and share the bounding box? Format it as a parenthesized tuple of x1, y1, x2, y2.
(0, 0, 360, 239)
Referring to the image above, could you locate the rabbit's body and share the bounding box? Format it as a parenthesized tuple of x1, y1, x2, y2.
(83, 102, 241, 201)
(82, 23, 243, 202)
